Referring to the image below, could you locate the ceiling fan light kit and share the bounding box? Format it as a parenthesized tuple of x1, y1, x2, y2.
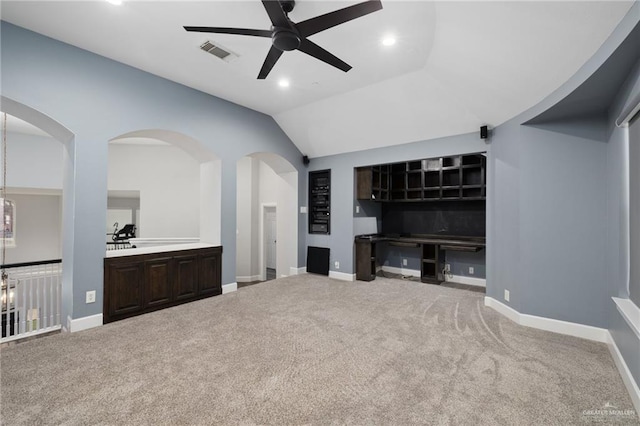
(184, 0, 383, 79)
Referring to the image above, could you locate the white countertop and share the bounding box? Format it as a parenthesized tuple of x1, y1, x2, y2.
(105, 243, 218, 258)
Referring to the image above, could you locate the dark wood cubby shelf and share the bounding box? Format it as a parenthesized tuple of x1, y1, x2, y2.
(356, 153, 486, 202)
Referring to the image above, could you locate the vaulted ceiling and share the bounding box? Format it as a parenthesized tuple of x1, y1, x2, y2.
(1, 1, 634, 157)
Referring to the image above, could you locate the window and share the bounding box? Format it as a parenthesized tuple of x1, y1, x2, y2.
(1, 198, 16, 248)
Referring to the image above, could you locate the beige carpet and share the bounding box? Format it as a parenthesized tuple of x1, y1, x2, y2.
(1, 275, 637, 425)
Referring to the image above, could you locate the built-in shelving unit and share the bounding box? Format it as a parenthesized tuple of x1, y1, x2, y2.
(309, 169, 331, 234)
(356, 153, 486, 202)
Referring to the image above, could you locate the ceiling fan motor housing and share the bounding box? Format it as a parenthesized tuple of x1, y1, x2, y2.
(280, 0, 295, 14)
(272, 28, 301, 51)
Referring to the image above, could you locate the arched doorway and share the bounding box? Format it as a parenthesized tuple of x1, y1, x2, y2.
(1, 96, 74, 338)
(236, 152, 298, 285)
(109, 129, 221, 248)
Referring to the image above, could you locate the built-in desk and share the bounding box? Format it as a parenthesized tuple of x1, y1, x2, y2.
(355, 234, 485, 283)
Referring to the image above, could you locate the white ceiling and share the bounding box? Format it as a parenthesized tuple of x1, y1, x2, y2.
(0, 1, 634, 157)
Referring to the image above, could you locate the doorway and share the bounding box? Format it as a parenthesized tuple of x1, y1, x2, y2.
(264, 206, 276, 281)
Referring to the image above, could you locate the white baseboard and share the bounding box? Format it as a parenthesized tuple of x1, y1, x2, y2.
(222, 282, 237, 294)
(446, 274, 486, 288)
(329, 271, 355, 282)
(381, 266, 420, 278)
(613, 297, 640, 340)
(607, 331, 640, 414)
(484, 297, 609, 343)
(68, 314, 103, 333)
(290, 266, 306, 276)
(236, 275, 260, 283)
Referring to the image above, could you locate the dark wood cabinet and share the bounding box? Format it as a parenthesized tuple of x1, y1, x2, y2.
(421, 244, 445, 283)
(356, 153, 486, 202)
(145, 257, 172, 307)
(106, 261, 144, 318)
(104, 246, 222, 323)
(173, 254, 199, 301)
(355, 240, 376, 281)
(199, 250, 222, 296)
(356, 165, 390, 201)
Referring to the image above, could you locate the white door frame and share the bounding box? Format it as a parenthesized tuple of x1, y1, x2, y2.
(259, 202, 277, 281)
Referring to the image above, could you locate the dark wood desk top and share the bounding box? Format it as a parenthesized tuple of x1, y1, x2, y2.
(355, 234, 485, 247)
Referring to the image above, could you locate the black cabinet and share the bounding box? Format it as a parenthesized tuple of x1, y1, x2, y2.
(309, 169, 331, 234)
(356, 153, 486, 202)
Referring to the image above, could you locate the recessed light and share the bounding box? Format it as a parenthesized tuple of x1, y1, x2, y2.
(278, 79, 290, 88)
(382, 36, 396, 47)
(106, 0, 123, 5)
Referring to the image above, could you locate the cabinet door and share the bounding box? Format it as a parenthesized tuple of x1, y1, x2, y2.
(106, 261, 144, 319)
(355, 241, 375, 281)
(174, 254, 199, 301)
(356, 167, 373, 200)
(199, 250, 222, 296)
(145, 257, 173, 308)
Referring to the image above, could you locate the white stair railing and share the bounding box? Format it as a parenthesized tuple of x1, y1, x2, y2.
(1, 259, 62, 343)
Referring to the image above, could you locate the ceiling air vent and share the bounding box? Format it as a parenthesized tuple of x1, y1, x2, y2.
(199, 41, 238, 62)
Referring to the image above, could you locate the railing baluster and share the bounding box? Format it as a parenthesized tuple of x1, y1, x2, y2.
(1, 259, 63, 342)
(44, 265, 49, 329)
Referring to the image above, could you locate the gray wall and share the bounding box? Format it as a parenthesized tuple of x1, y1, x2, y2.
(1, 22, 304, 321)
(306, 3, 640, 334)
(4, 193, 62, 264)
(606, 57, 640, 389)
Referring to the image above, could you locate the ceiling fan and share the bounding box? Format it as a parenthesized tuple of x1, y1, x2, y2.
(184, 0, 383, 79)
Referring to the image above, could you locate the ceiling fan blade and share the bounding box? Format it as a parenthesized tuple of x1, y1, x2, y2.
(297, 39, 352, 73)
(296, 0, 383, 38)
(258, 45, 284, 79)
(261, 0, 290, 28)
(184, 27, 272, 37)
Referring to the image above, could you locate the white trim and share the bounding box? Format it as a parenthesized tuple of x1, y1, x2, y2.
(329, 271, 355, 282)
(607, 331, 640, 414)
(222, 282, 237, 294)
(484, 296, 520, 323)
(68, 314, 103, 333)
(446, 274, 486, 288)
(289, 266, 306, 275)
(484, 297, 609, 343)
(613, 297, 640, 341)
(236, 275, 260, 283)
(381, 266, 420, 278)
(259, 203, 277, 282)
(0, 325, 61, 343)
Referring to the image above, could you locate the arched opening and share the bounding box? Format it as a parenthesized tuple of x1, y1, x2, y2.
(1, 96, 74, 338)
(108, 129, 221, 249)
(236, 152, 298, 285)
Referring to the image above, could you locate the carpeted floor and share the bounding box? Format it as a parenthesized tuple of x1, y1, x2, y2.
(1, 275, 637, 425)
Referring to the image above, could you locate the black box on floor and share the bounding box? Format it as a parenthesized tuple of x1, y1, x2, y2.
(307, 246, 330, 276)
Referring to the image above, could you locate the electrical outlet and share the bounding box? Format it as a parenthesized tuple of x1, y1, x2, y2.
(356, 206, 360, 214)
(86, 290, 96, 304)
(469, 266, 474, 275)
(445, 264, 451, 272)
(335, 261, 340, 269)
(402, 258, 408, 266)
(504, 289, 510, 302)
